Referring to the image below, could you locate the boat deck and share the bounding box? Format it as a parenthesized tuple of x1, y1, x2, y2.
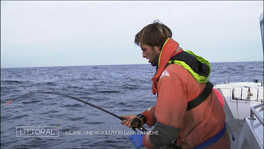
(224, 95, 264, 149)
(224, 100, 244, 149)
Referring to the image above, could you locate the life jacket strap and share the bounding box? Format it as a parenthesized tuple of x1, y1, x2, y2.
(194, 125, 226, 149)
(187, 82, 213, 111)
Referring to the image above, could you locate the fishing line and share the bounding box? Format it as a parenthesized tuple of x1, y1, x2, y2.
(1, 92, 33, 110)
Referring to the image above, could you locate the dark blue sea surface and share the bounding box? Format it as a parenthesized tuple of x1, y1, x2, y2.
(1, 62, 263, 149)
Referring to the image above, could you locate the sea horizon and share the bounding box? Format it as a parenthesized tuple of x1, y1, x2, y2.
(1, 60, 263, 69)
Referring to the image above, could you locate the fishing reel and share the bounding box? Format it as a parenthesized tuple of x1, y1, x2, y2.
(131, 114, 147, 132)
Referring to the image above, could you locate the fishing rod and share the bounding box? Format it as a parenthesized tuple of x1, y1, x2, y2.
(40, 91, 125, 121)
(2, 91, 148, 132)
(39, 92, 148, 132)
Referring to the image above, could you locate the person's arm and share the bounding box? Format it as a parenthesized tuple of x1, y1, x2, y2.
(142, 106, 156, 128)
(144, 69, 187, 148)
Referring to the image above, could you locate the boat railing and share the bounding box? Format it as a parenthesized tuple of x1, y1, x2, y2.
(248, 102, 264, 125)
(212, 74, 263, 86)
(226, 75, 251, 84)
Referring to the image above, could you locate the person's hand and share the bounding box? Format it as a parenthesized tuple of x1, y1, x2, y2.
(129, 134, 144, 149)
(121, 115, 137, 128)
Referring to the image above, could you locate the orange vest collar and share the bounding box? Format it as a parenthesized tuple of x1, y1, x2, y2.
(152, 38, 183, 94)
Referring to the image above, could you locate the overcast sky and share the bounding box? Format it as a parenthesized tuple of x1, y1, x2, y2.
(1, 1, 263, 68)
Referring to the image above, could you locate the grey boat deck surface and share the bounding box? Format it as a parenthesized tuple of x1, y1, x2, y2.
(225, 99, 247, 149)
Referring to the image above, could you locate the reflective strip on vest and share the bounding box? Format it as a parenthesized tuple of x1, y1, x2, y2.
(168, 50, 211, 83)
(158, 38, 171, 67)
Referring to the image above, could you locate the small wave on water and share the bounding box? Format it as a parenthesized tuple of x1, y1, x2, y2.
(121, 84, 140, 90)
(67, 116, 86, 121)
(10, 114, 30, 120)
(2, 80, 23, 84)
(63, 103, 84, 108)
(84, 121, 105, 125)
(95, 90, 121, 94)
(21, 99, 41, 105)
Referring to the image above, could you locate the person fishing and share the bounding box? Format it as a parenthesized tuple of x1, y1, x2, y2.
(121, 21, 231, 149)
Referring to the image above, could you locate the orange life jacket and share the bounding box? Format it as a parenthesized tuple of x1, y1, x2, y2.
(143, 38, 230, 149)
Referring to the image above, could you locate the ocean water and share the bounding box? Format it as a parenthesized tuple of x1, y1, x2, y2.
(1, 62, 263, 149)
